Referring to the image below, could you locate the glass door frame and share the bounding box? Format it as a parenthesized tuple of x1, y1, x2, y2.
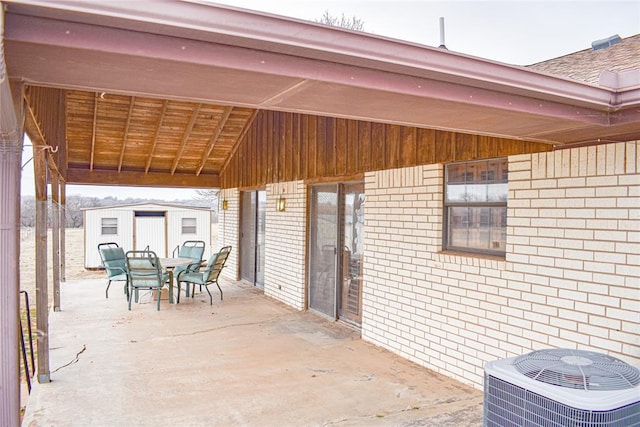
(240, 189, 266, 289)
(306, 181, 364, 325)
(307, 184, 340, 319)
(338, 182, 365, 325)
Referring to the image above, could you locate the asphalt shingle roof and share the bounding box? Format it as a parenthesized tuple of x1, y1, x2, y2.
(527, 33, 640, 85)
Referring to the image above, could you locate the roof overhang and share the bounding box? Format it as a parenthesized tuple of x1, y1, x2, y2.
(2, 0, 640, 187)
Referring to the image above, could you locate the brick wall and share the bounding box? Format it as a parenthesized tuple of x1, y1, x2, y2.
(264, 181, 307, 310)
(219, 188, 239, 281)
(362, 142, 640, 389)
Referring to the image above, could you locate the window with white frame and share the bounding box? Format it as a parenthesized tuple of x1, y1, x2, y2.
(181, 217, 197, 234)
(444, 158, 508, 255)
(101, 217, 118, 235)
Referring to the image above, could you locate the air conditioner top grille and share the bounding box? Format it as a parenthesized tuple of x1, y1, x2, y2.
(514, 349, 640, 391)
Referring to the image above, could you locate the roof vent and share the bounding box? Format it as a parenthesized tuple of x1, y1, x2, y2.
(438, 17, 448, 50)
(591, 34, 622, 50)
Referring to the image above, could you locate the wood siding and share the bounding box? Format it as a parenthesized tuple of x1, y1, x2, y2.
(26, 87, 67, 178)
(221, 110, 552, 189)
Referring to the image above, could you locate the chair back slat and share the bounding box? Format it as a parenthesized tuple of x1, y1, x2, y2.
(205, 246, 231, 282)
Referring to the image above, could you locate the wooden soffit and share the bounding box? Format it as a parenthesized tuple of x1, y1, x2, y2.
(24, 86, 256, 188)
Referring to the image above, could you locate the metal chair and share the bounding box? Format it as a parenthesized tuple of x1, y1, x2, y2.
(97, 242, 128, 299)
(172, 240, 206, 297)
(176, 246, 231, 305)
(125, 250, 171, 311)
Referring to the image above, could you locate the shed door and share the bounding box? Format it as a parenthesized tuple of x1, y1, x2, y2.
(134, 211, 167, 257)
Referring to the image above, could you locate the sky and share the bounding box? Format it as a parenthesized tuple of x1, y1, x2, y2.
(19, 0, 640, 201)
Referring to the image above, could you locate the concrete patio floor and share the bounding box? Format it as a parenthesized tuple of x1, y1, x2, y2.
(22, 278, 483, 426)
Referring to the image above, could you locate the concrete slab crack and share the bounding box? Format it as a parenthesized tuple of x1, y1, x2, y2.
(170, 314, 292, 338)
(51, 345, 86, 374)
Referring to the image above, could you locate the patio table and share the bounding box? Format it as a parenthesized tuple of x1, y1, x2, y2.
(159, 257, 193, 303)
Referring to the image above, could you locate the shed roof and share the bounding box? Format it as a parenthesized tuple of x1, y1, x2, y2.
(81, 202, 212, 212)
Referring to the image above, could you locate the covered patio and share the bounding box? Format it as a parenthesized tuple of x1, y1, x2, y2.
(22, 277, 483, 426)
(2, 1, 640, 425)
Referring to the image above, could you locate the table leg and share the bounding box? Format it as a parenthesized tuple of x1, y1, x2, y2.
(168, 270, 174, 304)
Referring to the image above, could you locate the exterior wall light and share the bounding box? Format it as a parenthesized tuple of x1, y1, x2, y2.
(222, 199, 228, 210)
(276, 196, 286, 212)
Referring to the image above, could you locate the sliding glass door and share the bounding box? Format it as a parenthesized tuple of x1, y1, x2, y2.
(240, 190, 266, 288)
(338, 183, 364, 324)
(308, 183, 364, 325)
(308, 185, 338, 317)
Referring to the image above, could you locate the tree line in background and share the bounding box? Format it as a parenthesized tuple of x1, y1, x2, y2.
(20, 189, 218, 228)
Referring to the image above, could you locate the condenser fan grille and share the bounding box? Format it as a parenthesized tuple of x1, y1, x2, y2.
(514, 349, 640, 391)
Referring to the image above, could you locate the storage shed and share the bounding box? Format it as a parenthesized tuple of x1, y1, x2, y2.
(84, 203, 213, 269)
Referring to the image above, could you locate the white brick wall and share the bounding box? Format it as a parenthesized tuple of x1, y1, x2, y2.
(264, 181, 307, 310)
(362, 142, 640, 389)
(219, 188, 239, 280)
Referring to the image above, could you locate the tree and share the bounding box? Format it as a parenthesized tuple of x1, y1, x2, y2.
(64, 195, 99, 228)
(193, 189, 218, 207)
(315, 10, 365, 32)
(193, 189, 219, 222)
(20, 196, 36, 227)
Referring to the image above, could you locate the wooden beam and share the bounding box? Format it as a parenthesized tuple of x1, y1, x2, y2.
(51, 170, 61, 311)
(58, 90, 68, 180)
(60, 182, 66, 282)
(27, 92, 64, 176)
(66, 167, 219, 188)
(145, 100, 169, 173)
(118, 96, 136, 172)
(196, 106, 232, 176)
(25, 96, 47, 145)
(90, 92, 98, 171)
(34, 144, 50, 383)
(171, 103, 202, 175)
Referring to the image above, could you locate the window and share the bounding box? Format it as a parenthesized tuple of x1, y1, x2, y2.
(181, 218, 197, 234)
(444, 158, 507, 255)
(101, 218, 118, 235)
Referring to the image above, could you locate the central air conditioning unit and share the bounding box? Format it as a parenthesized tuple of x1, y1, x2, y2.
(484, 348, 640, 427)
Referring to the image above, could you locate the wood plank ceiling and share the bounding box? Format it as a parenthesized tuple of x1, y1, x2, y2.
(63, 89, 256, 188)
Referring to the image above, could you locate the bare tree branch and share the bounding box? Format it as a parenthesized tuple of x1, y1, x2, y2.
(316, 10, 365, 31)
